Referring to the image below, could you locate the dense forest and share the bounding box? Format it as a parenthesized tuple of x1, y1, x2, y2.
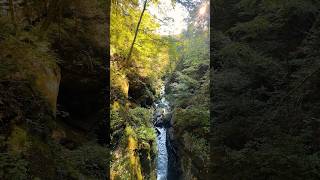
(110, 0, 209, 179)
(0, 0, 109, 179)
(4, 0, 320, 179)
(212, 0, 320, 179)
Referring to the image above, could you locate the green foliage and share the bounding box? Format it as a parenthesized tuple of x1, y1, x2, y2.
(174, 107, 209, 131)
(47, 142, 109, 179)
(128, 107, 156, 143)
(66, 144, 109, 179)
(111, 153, 134, 180)
(136, 126, 156, 142)
(182, 132, 209, 161)
(182, 30, 209, 66)
(111, 0, 165, 71)
(228, 16, 272, 40)
(212, 0, 320, 179)
(128, 107, 153, 127)
(218, 42, 281, 81)
(111, 108, 125, 130)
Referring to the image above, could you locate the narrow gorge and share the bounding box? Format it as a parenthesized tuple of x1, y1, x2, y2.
(110, 0, 209, 179)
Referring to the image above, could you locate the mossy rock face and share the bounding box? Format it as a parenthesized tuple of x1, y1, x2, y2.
(111, 126, 143, 180)
(0, 4, 109, 179)
(0, 81, 60, 179)
(169, 107, 210, 180)
(0, 37, 61, 115)
(7, 126, 29, 155)
(138, 145, 156, 180)
(111, 122, 157, 180)
(111, 70, 129, 98)
(33, 63, 60, 114)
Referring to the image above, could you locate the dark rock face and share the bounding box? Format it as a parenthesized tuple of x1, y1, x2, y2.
(139, 147, 156, 180)
(57, 65, 106, 132)
(197, 64, 209, 79)
(167, 126, 182, 180)
(0, 81, 58, 179)
(0, 81, 52, 137)
(164, 110, 182, 180)
(127, 73, 155, 107)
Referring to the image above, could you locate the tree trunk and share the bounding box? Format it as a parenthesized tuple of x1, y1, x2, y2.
(8, 0, 16, 30)
(40, 0, 61, 32)
(126, 0, 148, 65)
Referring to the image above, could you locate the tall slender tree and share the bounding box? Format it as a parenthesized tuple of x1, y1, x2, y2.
(126, 0, 148, 65)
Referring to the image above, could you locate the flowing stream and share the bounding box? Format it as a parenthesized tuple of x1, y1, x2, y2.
(154, 86, 170, 180)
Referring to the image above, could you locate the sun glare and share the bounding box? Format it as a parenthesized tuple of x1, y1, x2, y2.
(199, 4, 207, 16)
